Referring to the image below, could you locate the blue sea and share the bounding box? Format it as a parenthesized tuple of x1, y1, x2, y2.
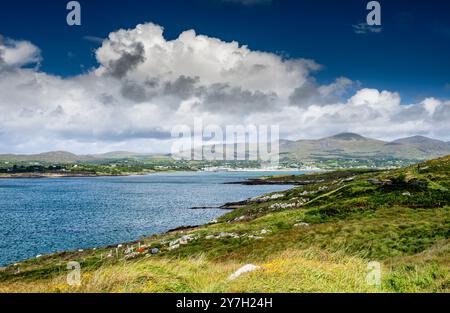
(0, 171, 297, 266)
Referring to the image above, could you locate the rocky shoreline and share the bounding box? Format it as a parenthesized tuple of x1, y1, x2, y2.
(225, 177, 325, 186)
(2, 175, 293, 266)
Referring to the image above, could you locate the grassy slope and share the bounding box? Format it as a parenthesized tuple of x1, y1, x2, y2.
(0, 156, 449, 293)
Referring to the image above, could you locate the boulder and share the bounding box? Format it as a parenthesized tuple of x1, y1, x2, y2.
(150, 248, 159, 254)
(124, 252, 140, 260)
(294, 222, 310, 227)
(168, 244, 180, 251)
(228, 264, 262, 281)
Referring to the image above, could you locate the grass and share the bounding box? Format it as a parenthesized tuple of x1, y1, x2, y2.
(0, 156, 449, 293)
(0, 249, 386, 293)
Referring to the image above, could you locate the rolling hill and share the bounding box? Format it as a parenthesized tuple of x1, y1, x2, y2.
(1, 133, 449, 164)
(0, 151, 168, 163)
(279, 133, 450, 161)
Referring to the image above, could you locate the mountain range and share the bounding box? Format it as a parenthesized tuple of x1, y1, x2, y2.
(279, 133, 450, 161)
(1, 133, 449, 163)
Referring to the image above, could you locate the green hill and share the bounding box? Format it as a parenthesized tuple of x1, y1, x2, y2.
(0, 151, 92, 163)
(0, 156, 449, 293)
(2, 133, 449, 165)
(280, 133, 450, 162)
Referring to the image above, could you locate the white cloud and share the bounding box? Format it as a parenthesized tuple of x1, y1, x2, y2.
(82, 36, 105, 44)
(94, 23, 316, 98)
(0, 36, 41, 69)
(0, 23, 449, 154)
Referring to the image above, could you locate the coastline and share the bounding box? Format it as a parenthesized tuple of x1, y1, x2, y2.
(0, 168, 398, 180)
(1, 158, 448, 293)
(0, 172, 155, 179)
(0, 174, 291, 267)
(0, 169, 305, 179)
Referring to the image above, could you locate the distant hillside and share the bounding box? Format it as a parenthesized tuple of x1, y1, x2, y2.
(0, 151, 93, 163)
(392, 136, 450, 154)
(280, 133, 450, 162)
(0, 151, 167, 163)
(90, 151, 168, 160)
(1, 133, 449, 163)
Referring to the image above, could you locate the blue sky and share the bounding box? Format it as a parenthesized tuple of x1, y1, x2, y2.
(1, 0, 449, 102)
(1, 0, 450, 153)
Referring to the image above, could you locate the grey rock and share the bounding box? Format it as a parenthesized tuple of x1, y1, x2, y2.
(150, 248, 159, 254)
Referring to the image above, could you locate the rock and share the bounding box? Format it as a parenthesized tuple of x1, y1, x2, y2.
(251, 193, 284, 203)
(150, 248, 159, 254)
(248, 235, 263, 240)
(260, 229, 270, 235)
(300, 190, 317, 196)
(228, 264, 261, 281)
(269, 198, 308, 210)
(182, 234, 196, 243)
(218, 232, 240, 239)
(36, 255, 42, 258)
(209, 219, 218, 224)
(169, 234, 196, 246)
(78, 249, 84, 252)
(168, 244, 180, 250)
(124, 252, 140, 260)
(124, 247, 134, 254)
(343, 176, 356, 182)
(294, 222, 310, 227)
(205, 232, 241, 239)
(402, 192, 411, 196)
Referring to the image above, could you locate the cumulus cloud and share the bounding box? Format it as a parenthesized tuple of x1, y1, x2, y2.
(0, 35, 41, 69)
(0, 23, 449, 154)
(105, 42, 146, 79)
(95, 24, 315, 98)
(289, 77, 357, 108)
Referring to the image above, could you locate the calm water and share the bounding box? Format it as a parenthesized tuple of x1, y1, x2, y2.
(0, 171, 297, 266)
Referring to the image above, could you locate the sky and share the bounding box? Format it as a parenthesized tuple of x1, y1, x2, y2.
(0, 0, 449, 154)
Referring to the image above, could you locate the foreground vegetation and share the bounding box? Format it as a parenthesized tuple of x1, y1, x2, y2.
(0, 156, 449, 293)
